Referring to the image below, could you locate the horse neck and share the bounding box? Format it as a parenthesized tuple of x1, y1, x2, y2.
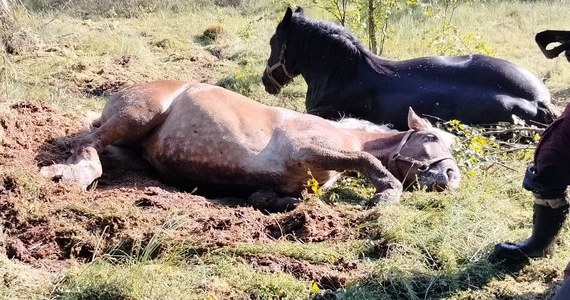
(289, 22, 362, 85)
(350, 129, 407, 166)
(289, 21, 393, 112)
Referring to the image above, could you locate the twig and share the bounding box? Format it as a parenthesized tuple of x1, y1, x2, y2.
(484, 161, 518, 171)
(481, 127, 544, 135)
(43, 0, 73, 27)
(419, 113, 446, 123)
(272, 218, 284, 241)
(488, 145, 534, 155)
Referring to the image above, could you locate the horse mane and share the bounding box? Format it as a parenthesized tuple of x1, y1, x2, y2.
(331, 117, 457, 147)
(330, 118, 393, 132)
(291, 15, 393, 75)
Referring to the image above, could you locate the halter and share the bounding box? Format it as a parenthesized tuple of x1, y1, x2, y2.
(265, 43, 296, 89)
(388, 130, 456, 180)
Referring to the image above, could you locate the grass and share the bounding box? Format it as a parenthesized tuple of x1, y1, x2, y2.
(53, 249, 314, 300)
(0, 255, 54, 300)
(1, 0, 570, 299)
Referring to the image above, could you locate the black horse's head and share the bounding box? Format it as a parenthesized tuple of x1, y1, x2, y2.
(262, 7, 305, 94)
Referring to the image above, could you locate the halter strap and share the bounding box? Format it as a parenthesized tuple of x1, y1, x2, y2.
(265, 43, 295, 89)
(388, 130, 456, 180)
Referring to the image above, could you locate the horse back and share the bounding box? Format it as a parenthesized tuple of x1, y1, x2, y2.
(360, 54, 554, 128)
(392, 54, 548, 99)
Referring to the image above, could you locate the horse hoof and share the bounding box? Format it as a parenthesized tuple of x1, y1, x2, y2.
(369, 189, 402, 206)
(39, 163, 100, 190)
(39, 165, 63, 180)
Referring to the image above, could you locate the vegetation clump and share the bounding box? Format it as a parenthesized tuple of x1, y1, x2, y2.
(202, 24, 225, 41)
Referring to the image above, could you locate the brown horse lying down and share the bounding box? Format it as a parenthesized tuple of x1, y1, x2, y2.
(40, 80, 460, 211)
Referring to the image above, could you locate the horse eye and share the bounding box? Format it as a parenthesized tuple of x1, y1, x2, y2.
(425, 134, 437, 142)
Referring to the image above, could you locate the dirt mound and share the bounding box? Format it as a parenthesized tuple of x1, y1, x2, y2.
(248, 253, 358, 290)
(0, 101, 361, 279)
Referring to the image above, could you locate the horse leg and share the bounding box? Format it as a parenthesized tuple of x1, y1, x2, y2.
(296, 146, 403, 205)
(40, 105, 165, 189)
(39, 133, 103, 190)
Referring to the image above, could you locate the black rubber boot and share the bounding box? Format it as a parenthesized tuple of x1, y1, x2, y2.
(493, 203, 569, 262)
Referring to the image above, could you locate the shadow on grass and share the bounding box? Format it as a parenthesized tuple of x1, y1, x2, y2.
(316, 255, 561, 300)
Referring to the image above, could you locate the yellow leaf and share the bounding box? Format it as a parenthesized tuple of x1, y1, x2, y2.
(312, 282, 320, 292)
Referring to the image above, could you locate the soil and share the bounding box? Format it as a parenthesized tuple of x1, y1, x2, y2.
(0, 100, 367, 288)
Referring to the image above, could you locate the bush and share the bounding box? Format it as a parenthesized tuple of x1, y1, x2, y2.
(216, 64, 260, 95)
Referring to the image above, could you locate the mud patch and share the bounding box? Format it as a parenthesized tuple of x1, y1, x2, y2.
(265, 202, 352, 242)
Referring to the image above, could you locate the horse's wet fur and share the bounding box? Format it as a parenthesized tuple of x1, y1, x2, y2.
(262, 7, 559, 130)
(40, 80, 460, 212)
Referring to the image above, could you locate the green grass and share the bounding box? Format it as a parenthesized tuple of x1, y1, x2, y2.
(0, 255, 54, 300)
(53, 253, 313, 300)
(2, 0, 570, 299)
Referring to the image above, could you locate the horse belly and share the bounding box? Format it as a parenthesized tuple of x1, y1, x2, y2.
(144, 131, 279, 180)
(141, 112, 314, 196)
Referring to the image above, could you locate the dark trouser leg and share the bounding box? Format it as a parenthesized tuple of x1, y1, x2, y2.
(493, 195, 569, 262)
(554, 277, 570, 300)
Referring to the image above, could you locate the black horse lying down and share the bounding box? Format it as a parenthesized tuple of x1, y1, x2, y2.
(262, 7, 559, 130)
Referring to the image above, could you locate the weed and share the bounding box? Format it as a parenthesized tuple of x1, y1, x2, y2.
(203, 24, 225, 41)
(216, 64, 260, 95)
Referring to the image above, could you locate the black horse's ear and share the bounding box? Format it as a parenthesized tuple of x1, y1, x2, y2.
(282, 7, 293, 25)
(294, 6, 305, 16)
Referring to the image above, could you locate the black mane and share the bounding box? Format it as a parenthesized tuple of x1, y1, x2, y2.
(290, 16, 393, 75)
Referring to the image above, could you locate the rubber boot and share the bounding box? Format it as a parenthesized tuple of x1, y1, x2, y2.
(493, 203, 569, 262)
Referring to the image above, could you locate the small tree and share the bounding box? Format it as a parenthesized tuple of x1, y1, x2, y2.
(312, 0, 403, 55)
(312, 0, 351, 26)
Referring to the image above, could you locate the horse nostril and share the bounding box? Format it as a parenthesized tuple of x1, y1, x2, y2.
(418, 164, 429, 172)
(446, 168, 455, 180)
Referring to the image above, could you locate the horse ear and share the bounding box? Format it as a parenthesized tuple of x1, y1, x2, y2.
(407, 107, 432, 130)
(294, 6, 305, 16)
(282, 7, 293, 25)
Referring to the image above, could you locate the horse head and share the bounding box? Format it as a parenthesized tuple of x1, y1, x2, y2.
(387, 108, 460, 192)
(262, 6, 304, 94)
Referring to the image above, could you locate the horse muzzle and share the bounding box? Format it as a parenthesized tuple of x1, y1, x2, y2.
(262, 73, 281, 95)
(415, 160, 461, 192)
